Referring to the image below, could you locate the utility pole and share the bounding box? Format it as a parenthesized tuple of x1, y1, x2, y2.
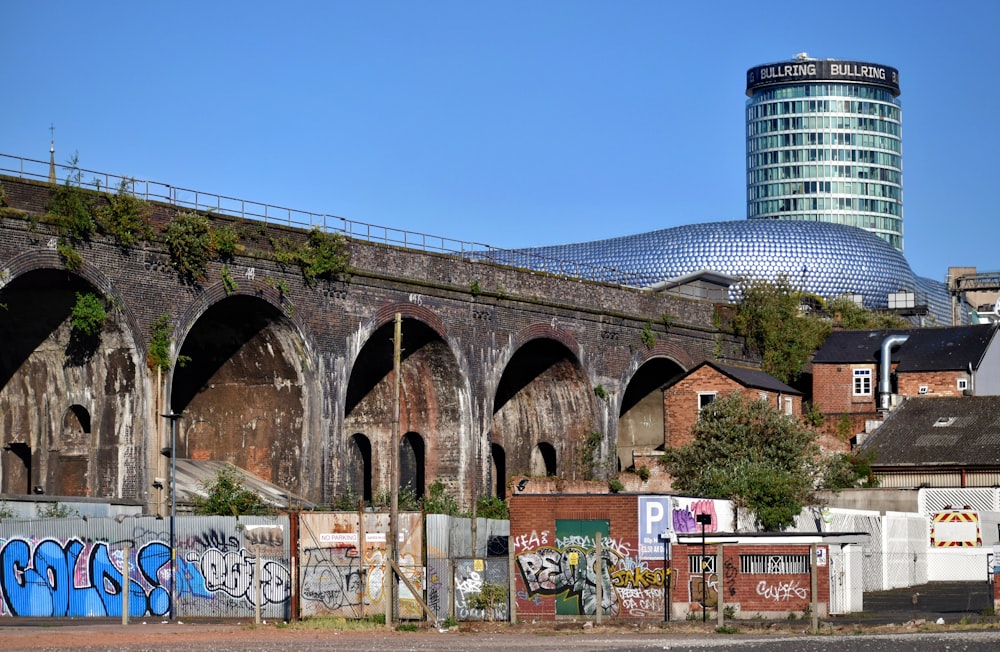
(389, 313, 401, 623)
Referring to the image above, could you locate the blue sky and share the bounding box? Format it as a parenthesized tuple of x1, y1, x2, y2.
(2, 1, 996, 281)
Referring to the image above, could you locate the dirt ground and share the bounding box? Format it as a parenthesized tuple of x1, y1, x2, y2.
(3, 618, 999, 652)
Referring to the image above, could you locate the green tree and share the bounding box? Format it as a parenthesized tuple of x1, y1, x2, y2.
(192, 465, 269, 516)
(661, 392, 821, 531)
(732, 277, 830, 384)
(821, 450, 879, 489)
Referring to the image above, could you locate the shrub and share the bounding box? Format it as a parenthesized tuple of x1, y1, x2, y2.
(48, 154, 95, 240)
(98, 178, 151, 247)
(57, 239, 83, 271)
(164, 211, 213, 281)
(221, 265, 238, 296)
(70, 292, 107, 337)
(147, 313, 190, 372)
(422, 479, 461, 515)
(475, 494, 508, 519)
(468, 582, 507, 621)
(193, 465, 269, 516)
(212, 224, 242, 260)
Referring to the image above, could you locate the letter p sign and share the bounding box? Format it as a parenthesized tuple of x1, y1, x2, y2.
(638, 496, 672, 560)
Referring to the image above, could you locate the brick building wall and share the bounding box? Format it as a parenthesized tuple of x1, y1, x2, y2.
(898, 370, 970, 397)
(510, 493, 829, 621)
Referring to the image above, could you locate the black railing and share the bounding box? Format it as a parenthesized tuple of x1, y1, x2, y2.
(1, 152, 660, 288)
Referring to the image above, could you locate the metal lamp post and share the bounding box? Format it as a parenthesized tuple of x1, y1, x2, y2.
(696, 513, 712, 623)
(162, 412, 182, 621)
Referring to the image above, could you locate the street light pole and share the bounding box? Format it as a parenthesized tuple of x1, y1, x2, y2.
(162, 411, 182, 621)
(696, 513, 712, 624)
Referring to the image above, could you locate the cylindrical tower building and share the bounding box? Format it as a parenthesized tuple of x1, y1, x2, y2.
(746, 54, 903, 251)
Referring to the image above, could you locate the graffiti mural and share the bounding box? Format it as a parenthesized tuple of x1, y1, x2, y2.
(0, 537, 170, 617)
(0, 516, 292, 619)
(514, 522, 669, 620)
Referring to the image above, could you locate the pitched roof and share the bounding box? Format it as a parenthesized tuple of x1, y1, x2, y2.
(666, 361, 801, 395)
(860, 396, 1000, 467)
(812, 324, 997, 371)
(895, 324, 997, 372)
(811, 329, 909, 364)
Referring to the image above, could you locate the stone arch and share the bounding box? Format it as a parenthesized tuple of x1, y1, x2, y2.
(490, 329, 597, 486)
(489, 443, 506, 498)
(399, 431, 425, 498)
(346, 433, 373, 503)
(0, 260, 143, 499)
(168, 293, 322, 502)
(342, 306, 471, 507)
(530, 442, 557, 477)
(617, 353, 688, 471)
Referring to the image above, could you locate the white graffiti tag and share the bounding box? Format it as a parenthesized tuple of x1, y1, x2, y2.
(756, 579, 808, 602)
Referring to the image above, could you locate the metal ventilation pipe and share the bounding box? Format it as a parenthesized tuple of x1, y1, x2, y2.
(879, 334, 909, 410)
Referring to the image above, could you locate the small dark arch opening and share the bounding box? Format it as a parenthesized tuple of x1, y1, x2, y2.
(2, 442, 31, 494)
(347, 433, 373, 503)
(530, 442, 557, 477)
(490, 443, 506, 499)
(65, 405, 92, 435)
(399, 432, 425, 498)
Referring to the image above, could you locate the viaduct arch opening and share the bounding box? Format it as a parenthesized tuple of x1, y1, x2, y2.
(170, 295, 318, 500)
(343, 317, 466, 505)
(618, 357, 686, 470)
(0, 268, 141, 498)
(491, 338, 595, 491)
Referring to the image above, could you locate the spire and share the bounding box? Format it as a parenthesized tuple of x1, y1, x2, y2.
(48, 123, 56, 184)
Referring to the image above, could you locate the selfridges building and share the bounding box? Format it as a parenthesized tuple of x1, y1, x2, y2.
(505, 55, 952, 324)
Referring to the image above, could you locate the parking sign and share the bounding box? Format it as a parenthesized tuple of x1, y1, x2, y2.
(638, 496, 672, 560)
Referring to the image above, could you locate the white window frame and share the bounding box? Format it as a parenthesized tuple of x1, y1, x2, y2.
(852, 368, 872, 396)
(957, 378, 969, 391)
(698, 392, 717, 412)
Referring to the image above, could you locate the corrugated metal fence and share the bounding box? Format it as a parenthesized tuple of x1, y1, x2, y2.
(426, 514, 510, 622)
(0, 514, 290, 619)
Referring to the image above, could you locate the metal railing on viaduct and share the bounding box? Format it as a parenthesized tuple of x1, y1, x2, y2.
(1, 152, 660, 288)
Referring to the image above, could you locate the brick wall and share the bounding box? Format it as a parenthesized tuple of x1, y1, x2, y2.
(898, 370, 969, 397)
(510, 494, 829, 621)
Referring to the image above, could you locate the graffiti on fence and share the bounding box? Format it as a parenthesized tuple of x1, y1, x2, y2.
(300, 548, 365, 614)
(724, 557, 738, 597)
(515, 536, 672, 618)
(0, 529, 291, 617)
(512, 529, 549, 551)
(195, 546, 290, 607)
(689, 573, 719, 608)
(454, 560, 508, 621)
(516, 544, 620, 616)
(756, 579, 808, 602)
(0, 537, 170, 617)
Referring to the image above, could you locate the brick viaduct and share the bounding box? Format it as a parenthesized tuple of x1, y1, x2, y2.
(0, 174, 745, 511)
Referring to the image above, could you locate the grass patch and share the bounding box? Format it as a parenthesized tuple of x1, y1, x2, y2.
(282, 616, 385, 631)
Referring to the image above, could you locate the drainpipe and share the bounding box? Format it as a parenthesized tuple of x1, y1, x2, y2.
(879, 334, 909, 411)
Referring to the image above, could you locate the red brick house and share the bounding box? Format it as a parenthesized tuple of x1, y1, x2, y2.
(662, 361, 802, 451)
(811, 324, 1000, 444)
